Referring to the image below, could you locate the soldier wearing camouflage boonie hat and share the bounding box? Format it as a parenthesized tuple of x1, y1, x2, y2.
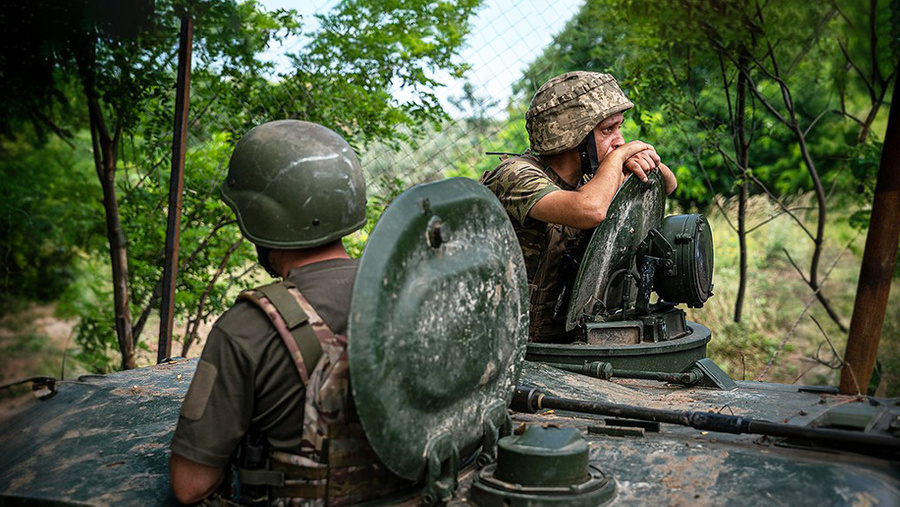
(480, 71, 675, 342)
(170, 120, 410, 504)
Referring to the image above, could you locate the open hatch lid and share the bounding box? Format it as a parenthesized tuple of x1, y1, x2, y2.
(348, 178, 529, 482)
(565, 171, 666, 331)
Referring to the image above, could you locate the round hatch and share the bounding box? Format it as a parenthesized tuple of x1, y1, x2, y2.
(348, 177, 529, 481)
(565, 171, 666, 331)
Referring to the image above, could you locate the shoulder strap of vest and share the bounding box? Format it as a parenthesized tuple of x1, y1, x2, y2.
(238, 281, 324, 387)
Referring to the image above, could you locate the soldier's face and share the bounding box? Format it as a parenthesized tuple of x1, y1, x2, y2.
(593, 113, 625, 162)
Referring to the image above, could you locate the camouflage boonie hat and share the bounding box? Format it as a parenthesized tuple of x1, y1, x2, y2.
(526, 71, 634, 155)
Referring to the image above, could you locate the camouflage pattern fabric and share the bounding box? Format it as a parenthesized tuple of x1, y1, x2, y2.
(480, 154, 590, 342)
(526, 71, 633, 155)
(238, 283, 411, 505)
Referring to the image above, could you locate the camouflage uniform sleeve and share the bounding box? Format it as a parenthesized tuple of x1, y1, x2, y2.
(479, 160, 560, 225)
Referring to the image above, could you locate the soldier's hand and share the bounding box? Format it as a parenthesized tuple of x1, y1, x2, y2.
(604, 141, 654, 175)
(622, 147, 661, 183)
(659, 162, 678, 195)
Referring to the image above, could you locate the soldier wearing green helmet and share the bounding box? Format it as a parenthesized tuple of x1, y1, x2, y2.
(170, 120, 408, 504)
(480, 71, 678, 343)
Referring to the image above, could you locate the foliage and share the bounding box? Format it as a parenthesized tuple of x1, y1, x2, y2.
(116, 133, 258, 355)
(513, 0, 897, 333)
(343, 177, 408, 259)
(0, 132, 102, 313)
(518, 0, 895, 204)
(0, 0, 483, 370)
(691, 193, 899, 395)
(296, 0, 481, 147)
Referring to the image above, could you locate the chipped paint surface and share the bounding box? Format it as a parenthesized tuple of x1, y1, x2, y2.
(1, 340, 898, 505)
(348, 178, 529, 481)
(567, 171, 666, 330)
(510, 362, 900, 504)
(0, 360, 195, 505)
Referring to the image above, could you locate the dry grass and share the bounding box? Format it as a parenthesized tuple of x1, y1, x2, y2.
(0, 304, 86, 420)
(685, 193, 900, 395)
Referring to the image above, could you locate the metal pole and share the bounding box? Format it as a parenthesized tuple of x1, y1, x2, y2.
(840, 83, 900, 394)
(158, 17, 193, 363)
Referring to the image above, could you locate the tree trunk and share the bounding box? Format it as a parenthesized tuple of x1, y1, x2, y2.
(733, 58, 750, 323)
(840, 79, 900, 394)
(87, 96, 136, 370)
(735, 182, 748, 322)
(75, 34, 136, 370)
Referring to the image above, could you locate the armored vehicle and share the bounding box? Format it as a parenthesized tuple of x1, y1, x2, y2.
(1, 176, 898, 505)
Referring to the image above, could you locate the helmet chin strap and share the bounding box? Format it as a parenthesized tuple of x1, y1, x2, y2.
(577, 130, 600, 176)
(255, 244, 281, 278)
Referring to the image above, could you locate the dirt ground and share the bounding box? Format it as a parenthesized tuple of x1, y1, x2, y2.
(0, 304, 80, 421)
(0, 304, 210, 422)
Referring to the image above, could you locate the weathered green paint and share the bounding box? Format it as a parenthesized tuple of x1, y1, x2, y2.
(220, 120, 368, 249)
(654, 214, 714, 307)
(569, 308, 692, 346)
(495, 426, 589, 487)
(516, 362, 900, 505)
(538, 357, 735, 391)
(3, 359, 897, 505)
(471, 425, 616, 506)
(0, 361, 195, 505)
(526, 322, 711, 372)
(347, 177, 529, 482)
(685, 357, 736, 390)
(814, 402, 884, 431)
(566, 172, 666, 331)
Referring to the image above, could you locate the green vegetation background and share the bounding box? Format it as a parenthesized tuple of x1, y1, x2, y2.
(1, 0, 898, 399)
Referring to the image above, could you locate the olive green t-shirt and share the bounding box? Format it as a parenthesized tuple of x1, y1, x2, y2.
(170, 258, 358, 468)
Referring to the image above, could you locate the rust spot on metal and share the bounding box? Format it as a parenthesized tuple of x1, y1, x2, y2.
(650, 450, 726, 502)
(131, 442, 166, 453)
(110, 386, 174, 398)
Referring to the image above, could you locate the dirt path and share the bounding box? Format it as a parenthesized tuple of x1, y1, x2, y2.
(0, 304, 213, 422)
(0, 304, 80, 421)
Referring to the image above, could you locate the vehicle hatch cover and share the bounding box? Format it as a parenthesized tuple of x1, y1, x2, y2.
(348, 177, 529, 481)
(566, 171, 666, 331)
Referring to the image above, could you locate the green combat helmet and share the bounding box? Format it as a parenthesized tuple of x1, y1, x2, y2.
(221, 120, 367, 249)
(525, 71, 634, 155)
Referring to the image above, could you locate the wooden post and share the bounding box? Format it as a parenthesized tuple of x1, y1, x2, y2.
(839, 83, 900, 394)
(158, 17, 193, 363)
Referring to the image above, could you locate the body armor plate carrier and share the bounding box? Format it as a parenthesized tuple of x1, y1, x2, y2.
(236, 281, 411, 505)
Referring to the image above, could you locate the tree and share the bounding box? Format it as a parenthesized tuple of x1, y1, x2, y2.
(518, 0, 897, 330)
(0, 0, 482, 371)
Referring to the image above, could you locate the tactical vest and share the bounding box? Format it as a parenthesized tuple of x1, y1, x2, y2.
(491, 155, 589, 343)
(235, 281, 411, 505)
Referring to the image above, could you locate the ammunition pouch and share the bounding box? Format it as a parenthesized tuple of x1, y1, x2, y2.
(235, 423, 411, 505)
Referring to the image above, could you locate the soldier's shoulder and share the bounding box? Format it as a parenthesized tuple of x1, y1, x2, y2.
(212, 292, 273, 340)
(481, 156, 549, 188)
